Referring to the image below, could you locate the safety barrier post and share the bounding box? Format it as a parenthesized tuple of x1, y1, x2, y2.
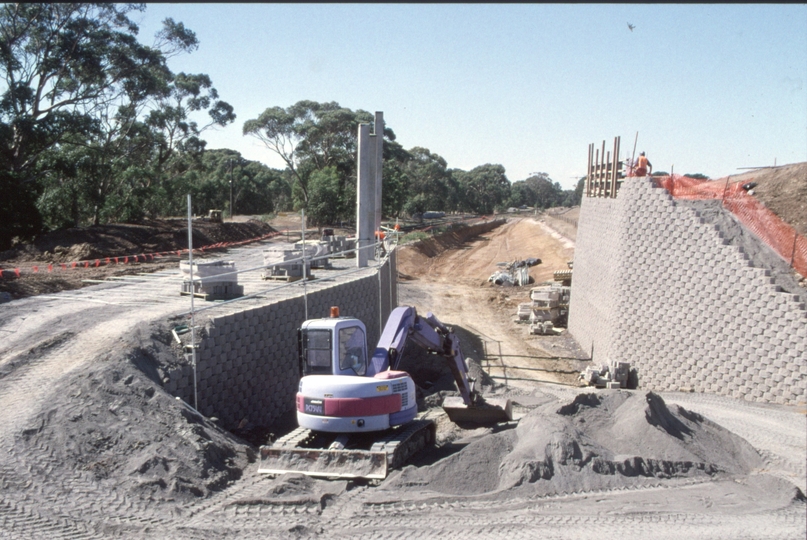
(187, 194, 198, 411)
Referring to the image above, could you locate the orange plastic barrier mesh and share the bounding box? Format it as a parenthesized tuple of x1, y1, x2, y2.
(652, 174, 806, 279)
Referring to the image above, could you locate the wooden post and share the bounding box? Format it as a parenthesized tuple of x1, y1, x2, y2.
(599, 140, 606, 197)
(587, 143, 593, 197)
(614, 137, 622, 197)
(594, 147, 600, 197)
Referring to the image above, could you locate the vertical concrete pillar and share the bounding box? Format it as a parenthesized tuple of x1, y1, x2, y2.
(374, 112, 384, 234)
(356, 111, 384, 268)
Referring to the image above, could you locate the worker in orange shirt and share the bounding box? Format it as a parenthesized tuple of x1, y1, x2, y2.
(634, 152, 652, 177)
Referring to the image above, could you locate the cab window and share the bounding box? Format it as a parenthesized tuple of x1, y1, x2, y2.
(303, 329, 332, 375)
(338, 326, 366, 376)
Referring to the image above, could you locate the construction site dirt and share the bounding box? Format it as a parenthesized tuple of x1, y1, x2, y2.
(0, 209, 805, 538)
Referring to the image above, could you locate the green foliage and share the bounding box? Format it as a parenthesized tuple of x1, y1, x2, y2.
(381, 141, 412, 218)
(684, 173, 709, 180)
(0, 3, 236, 246)
(0, 170, 41, 250)
(244, 101, 394, 212)
(402, 147, 452, 215)
(506, 174, 583, 210)
(454, 164, 510, 214)
(305, 167, 345, 225)
(401, 231, 429, 243)
(0, 4, 586, 245)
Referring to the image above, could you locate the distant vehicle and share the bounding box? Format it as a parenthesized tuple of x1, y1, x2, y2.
(422, 211, 445, 219)
(507, 207, 518, 213)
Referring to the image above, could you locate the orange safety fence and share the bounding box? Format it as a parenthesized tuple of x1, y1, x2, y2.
(0, 230, 282, 279)
(653, 174, 806, 279)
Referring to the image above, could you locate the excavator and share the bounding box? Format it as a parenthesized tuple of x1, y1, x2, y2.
(258, 305, 512, 479)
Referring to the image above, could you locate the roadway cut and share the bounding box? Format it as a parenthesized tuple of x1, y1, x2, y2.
(0, 215, 804, 539)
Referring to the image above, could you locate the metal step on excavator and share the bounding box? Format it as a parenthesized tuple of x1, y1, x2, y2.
(258, 305, 512, 480)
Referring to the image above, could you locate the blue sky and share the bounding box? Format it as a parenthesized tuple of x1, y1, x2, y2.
(134, 4, 806, 189)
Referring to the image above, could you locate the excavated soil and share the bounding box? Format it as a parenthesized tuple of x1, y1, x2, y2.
(727, 162, 807, 236)
(397, 217, 588, 388)
(381, 390, 765, 499)
(0, 219, 278, 300)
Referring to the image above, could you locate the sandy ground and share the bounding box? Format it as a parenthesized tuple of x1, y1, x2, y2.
(397, 217, 586, 387)
(0, 214, 804, 539)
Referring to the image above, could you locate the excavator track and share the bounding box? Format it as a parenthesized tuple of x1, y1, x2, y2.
(370, 419, 436, 470)
(258, 419, 436, 480)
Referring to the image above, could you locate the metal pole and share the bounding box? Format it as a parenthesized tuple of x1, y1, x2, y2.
(498, 341, 507, 388)
(187, 194, 198, 410)
(378, 259, 383, 338)
(301, 209, 308, 321)
(790, 232, 798, 268)
(229, 159, 233, 221)
(389, 247, 394, 311)
(631, 131, 639, 176)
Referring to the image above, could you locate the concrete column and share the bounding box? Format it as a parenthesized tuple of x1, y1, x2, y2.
(356, 112, 384, 268)
(374, 112, 384, 234)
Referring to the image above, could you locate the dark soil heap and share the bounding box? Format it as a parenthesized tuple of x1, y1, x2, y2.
(7, 323, 254, 511)
(380, 390, 763, 498)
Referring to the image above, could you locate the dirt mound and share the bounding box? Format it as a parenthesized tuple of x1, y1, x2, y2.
(1, 219, 277, 263)
(727, 162, 807, 236)
(382, 390, 762, 497)
(10, 322, 253, 506)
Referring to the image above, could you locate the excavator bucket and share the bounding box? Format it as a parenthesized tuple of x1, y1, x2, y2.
(258, 446, 388, 480)
(442, 396, 513, 425)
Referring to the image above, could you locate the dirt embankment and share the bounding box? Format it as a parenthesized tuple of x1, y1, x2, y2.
(397, 217, 588, 388)
(407, 219, 507, 258)
(0, 219, 277, 300)
(726, 162, 807, 237)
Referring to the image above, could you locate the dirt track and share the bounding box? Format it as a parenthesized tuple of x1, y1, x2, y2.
(0, 215, 804, 539)
(397, 217, 587, 387)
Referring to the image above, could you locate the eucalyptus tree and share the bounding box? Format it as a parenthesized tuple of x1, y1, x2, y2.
(243, 101, 395, 210)
(454, 164, 510, 215)
(0, 4, 233, 246)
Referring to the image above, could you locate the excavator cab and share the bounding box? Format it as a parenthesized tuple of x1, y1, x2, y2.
(299, 316, 368, 377)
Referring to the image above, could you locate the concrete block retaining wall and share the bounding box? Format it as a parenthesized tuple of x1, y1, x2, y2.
(569, 177, 807, 405)
(165, 253, 397, 430)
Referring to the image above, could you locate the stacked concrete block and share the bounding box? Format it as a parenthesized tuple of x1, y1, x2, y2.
(179, 260, 243, 300)
(262, 245, 312, 279)
(294, 240, 331, 269)
(323, 235, 356, 259)
(569, 176, 806, 406)
(165, 253, 398, 430)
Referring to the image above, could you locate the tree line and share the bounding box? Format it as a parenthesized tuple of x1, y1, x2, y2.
(0, 4, 581, 250)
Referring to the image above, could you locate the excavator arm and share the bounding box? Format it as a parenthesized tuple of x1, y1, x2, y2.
(368, 306, 511, 424)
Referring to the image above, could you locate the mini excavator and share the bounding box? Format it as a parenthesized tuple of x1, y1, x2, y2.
(258, 305, 512, 479)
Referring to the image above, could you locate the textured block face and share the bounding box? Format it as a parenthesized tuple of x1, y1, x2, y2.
(569, 178, 807, 406)
(165, 255, 398, 430)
